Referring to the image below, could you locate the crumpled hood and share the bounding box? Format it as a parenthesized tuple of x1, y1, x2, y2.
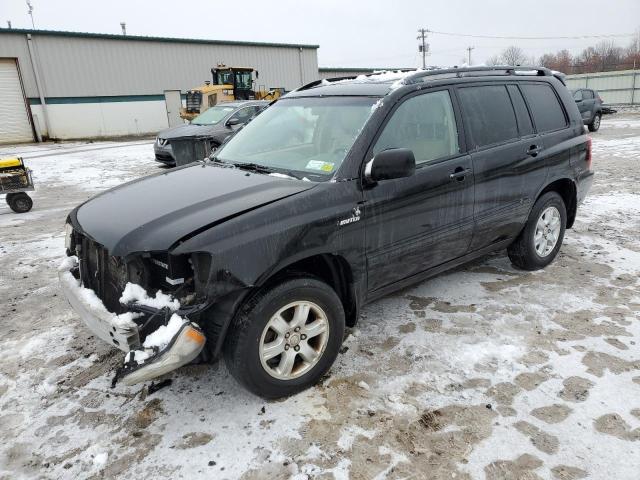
(72, 165, 314, 256)
(158, 123, 220, 139)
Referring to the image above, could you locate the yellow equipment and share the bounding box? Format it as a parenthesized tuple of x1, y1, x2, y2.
(0, 157, 35, 213)
(180, 65, 283, 121)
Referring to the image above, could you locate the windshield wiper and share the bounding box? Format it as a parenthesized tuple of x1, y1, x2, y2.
(233, 162, 275, 174)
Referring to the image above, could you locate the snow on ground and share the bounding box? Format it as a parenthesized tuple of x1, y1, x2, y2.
(0, 116, 639, 479)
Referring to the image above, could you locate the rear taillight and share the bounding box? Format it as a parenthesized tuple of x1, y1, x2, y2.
(585, 136, 592, 170)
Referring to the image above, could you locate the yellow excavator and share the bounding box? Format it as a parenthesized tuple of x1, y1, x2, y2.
(180, 65, 284, 121)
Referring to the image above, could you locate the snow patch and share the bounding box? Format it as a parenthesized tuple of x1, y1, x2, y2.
(142, 314, 185, 350)
(119, 282, 180, 311)
(93, 452, 108, 469)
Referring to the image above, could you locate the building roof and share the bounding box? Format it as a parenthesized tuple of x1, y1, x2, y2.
(0, 28, 319, 49)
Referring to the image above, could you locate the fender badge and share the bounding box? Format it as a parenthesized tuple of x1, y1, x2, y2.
(338, 206, 361, 226)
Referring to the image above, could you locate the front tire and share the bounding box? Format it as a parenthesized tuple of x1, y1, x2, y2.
(223, 277, 345, 399)
(508, 191, 566, 271)
(588, 112, 601, 132)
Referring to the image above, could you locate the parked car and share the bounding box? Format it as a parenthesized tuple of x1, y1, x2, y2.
(571, 88, 603, 132)
(60, 66, 593, 398)
(154, 100, 269, 166)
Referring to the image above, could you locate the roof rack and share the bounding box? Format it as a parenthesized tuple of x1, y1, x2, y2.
(403, 66, 552, 84)
(296, 65, 561, 94)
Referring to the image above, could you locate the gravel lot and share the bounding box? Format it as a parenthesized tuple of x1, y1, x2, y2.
(1, 115, 639, 480)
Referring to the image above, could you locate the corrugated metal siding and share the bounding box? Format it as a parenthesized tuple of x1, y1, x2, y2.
(565, 70, 640, 105)
(0, 31, 318, 97)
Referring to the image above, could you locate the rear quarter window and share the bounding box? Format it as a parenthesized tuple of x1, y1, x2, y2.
(520, 83, 568, 133)
(457, 84, 519, 149)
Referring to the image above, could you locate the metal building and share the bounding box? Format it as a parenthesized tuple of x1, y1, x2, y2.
(0, 28, 319, 143)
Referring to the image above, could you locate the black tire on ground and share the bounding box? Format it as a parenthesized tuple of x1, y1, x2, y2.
(507, 191, 567, 271)
(6, 192, 33, 213)
(588, 112, 601, 132)
(223, 276, 345, 399)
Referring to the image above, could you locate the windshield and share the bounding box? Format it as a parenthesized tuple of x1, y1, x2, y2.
(192, 105, 235, 125)
(216, 96, 377, 180)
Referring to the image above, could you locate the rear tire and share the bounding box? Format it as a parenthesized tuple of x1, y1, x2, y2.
(588, 113, 601, 132)
(508, 191, 566, 271)
(223, 276, 345, 399)
(6, 192, 33, 213)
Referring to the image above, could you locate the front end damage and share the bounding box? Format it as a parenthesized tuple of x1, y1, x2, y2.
(58, 248, 209, 386)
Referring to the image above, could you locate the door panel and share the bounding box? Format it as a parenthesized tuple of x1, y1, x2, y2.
(164, 90, 183, 128)
(365, 155, 474, 292)
(469, 141, 546, 250)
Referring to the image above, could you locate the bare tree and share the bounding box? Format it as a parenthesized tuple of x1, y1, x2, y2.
(501, 46, 529, 66)
(485, 54, 502, 66)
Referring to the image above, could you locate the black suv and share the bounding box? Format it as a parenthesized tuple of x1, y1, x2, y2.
(571, 88, 603, 132)
(60, 67, 593, 398)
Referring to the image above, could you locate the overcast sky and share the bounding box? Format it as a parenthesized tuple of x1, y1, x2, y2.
(1, 0, 639, 68)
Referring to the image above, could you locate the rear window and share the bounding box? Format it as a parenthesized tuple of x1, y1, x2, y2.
(457, 85, 518, 149)
(520, 83, 567, 133)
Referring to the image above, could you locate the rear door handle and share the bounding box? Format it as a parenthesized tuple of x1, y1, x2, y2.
(527, 145, 542, 157)
(449, 167, 471, 181)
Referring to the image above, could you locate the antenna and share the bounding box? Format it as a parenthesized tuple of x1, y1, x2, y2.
(120, 22, 127, 35)
(26, 0, 35, 29)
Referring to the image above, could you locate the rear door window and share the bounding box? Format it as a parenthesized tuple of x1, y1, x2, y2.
(583, 90, 594, 99)
(457, 85, 519, 149)
(507, 85, 534, 137)
(520, 83, 567, 133)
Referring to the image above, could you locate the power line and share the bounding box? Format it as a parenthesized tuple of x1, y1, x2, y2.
(427, 29, 636, 40)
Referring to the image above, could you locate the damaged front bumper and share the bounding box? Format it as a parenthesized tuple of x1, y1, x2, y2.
(58, 257, 141, 351)
(58, 256, 206, 385)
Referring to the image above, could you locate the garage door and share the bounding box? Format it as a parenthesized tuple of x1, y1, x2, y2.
(0, 59, 33, 144)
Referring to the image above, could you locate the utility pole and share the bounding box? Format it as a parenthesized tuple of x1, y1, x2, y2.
(466, 46, 475, 66)
(417, 28, 429, 69)
(26, 0, 34, 29)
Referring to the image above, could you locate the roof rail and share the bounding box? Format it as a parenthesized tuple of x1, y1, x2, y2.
(293, 76, 358, 92)
(403, 66, 552, 85)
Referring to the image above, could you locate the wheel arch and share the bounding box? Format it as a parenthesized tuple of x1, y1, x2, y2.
(202, 252, 359, 359)
(537, 178, 577, 228)
(259, 253, 359, 328)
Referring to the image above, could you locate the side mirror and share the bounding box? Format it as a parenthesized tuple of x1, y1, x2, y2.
(365, 148, 415, 183)
(226, 117, 241, 126)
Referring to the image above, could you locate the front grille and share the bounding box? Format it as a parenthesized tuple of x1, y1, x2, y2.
(77, 235, 146, 313)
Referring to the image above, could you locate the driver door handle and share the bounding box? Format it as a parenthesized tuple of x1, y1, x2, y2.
(449, 167, 471, 181)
